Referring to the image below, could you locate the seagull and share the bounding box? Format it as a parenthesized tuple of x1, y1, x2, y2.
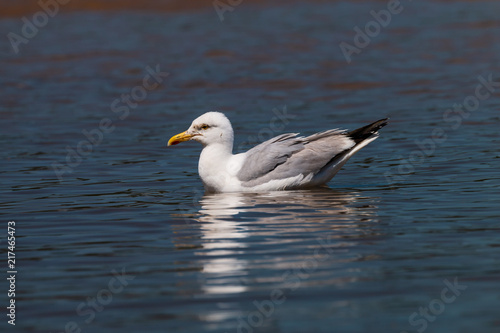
(168, 112, 387, 193)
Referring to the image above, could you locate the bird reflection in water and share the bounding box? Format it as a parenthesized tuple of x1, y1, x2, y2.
(193, 188, 381, 295)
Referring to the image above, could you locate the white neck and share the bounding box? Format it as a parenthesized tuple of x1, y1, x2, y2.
(198, 143, 234, 192)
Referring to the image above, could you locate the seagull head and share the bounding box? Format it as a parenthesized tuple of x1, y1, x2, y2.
(168, 111, 234, 148)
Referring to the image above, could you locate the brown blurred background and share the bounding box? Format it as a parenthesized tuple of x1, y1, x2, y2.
(1, 0, 279, 17)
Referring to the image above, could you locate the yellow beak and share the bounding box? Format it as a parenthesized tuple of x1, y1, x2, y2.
(167, 131, 198, 146)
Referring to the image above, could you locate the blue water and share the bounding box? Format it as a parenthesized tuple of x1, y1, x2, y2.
(1, 1, 500, 332)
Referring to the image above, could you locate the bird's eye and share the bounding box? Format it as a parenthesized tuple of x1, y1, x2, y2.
(200, 124, 210, 130)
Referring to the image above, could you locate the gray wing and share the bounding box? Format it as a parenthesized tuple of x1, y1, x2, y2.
(236, 133, 305, 181)
(236, 129, 355, 187)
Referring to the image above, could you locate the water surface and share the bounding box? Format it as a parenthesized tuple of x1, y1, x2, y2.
(1, 1, 499, 332)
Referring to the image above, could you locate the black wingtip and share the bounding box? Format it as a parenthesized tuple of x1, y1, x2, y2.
(347, 118, 389, 143)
